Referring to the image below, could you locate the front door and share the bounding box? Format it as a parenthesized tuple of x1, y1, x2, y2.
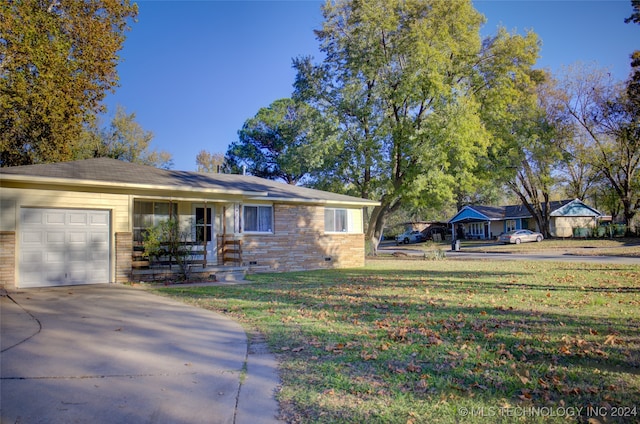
(194, 205, 215, 263)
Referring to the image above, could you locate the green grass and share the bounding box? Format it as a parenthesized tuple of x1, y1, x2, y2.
(158, 259, 640, 423)
(390, 238, 640, 257)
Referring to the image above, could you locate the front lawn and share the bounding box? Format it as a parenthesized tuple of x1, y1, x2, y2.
(159, 260, 640, 423)
(390, 238, 640, 257)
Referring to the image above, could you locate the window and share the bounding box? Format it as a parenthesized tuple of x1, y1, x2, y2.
(133, 200, 177, 243)
(325, 208, 348, 232)
(469, 222, 483, 236)
(244, 205, 273, 232)
(195, 207, 212, 243)
(506, 220, 516, 232)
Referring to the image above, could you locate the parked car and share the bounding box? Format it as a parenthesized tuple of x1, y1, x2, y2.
(395, 230, 426, 245)
(499, 229, 544, 244)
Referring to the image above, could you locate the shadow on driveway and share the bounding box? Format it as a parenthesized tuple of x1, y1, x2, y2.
(1, 284, 249, 424)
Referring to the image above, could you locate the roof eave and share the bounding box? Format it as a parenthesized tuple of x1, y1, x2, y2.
(0, 174, 267, 197)
(249, 196, 380, 207)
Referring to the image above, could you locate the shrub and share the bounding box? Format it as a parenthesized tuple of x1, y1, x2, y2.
(142, 218, 194, 280)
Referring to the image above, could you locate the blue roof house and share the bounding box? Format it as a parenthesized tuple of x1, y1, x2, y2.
(448, 199, 602, 240)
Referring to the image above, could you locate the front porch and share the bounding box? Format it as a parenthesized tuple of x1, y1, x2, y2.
(130, 198, 246, 283)
(131, 264, 247, 283)
(131, 235, 246, 283)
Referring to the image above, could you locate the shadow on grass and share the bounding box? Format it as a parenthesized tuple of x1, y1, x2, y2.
(159, 265, 640, 423)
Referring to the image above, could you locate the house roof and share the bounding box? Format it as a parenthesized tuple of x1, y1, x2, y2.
(448, 199, 600, 224)
(0, 158, 380, 207)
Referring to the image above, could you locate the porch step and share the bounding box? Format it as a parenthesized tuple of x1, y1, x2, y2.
(200, 266, 247, 283)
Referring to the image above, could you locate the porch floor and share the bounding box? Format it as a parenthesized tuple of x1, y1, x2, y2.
(131, 264, 247, 283)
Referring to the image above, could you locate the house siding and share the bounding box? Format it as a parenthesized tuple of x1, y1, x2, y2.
(0, 231, 15, 288)
(0, 187, 130, 233)
(0, 186, 130, 287)
(1, 179, 371, 287)
(551, 216, 597, 238)
(243, 204, 365, 272)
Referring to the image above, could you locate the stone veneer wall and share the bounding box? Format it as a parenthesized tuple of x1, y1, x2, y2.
(115, 232, 132, 283)
(0, 231, 15, 288)
(242, 204, 365, 273)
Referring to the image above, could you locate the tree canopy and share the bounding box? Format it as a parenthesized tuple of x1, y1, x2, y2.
(293, 0, 539, 248)
(0, 0, 138, 167)
(195, 150, 225, 173)
(76, 105, 173, 169)
(225, 98, 336, 185)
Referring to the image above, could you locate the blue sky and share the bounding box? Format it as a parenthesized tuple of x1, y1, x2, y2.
(105, 0, 638, 171)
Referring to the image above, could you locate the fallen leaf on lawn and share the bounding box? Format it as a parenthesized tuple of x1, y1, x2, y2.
(518, 389, 532, 401)
(407, 362, 422, 373)
(360, 351, 378, 361)
(471, 382, 488, 390)
(292, 346, 304, 353)
(604, 334, 619, 345)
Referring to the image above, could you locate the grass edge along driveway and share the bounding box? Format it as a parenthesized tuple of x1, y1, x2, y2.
(158, 259, 640, 424)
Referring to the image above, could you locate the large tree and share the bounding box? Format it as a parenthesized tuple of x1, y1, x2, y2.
(294, 0, 539, 250)
(195, 150, 225, 173)
(76, 105, 173, 169)
(225, 98, 336, 185)
(556, 63, 640, 230)
(497, 70, 569, 237)
(0, 0, 138, 167)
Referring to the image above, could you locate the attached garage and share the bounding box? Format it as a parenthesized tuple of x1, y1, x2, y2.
(19, 208, 110, 288)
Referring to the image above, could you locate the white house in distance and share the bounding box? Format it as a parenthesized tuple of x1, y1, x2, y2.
(448, 199, 602, 240)
(0, 158, 379, 289)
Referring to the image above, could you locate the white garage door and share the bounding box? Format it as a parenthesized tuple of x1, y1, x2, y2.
(19, 208, 110, 288)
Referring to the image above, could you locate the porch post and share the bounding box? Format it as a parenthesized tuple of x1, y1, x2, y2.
(203, 201, 207, 267)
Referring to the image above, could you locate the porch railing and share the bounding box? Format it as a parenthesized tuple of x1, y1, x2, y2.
(217, 234, 242, 266)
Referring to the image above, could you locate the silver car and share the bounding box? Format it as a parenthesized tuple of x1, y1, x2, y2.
(499, 229, 544, 244)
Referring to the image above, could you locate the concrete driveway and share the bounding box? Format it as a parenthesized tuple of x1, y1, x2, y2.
(1, 284, 281, 424)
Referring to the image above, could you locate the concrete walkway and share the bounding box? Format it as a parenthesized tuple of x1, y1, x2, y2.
(0, 284, 282, 424)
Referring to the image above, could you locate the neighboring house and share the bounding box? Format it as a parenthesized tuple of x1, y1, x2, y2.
(393, 221, 449, 241)
(448, 199, 602, 240)
(0, 158, 379, 289)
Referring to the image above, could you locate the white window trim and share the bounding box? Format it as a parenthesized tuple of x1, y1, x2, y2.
(242, 204, 274, 234)
(325, 207, 350, 233)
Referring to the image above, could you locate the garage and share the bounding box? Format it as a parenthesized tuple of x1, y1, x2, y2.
(19, 208, 110, 288)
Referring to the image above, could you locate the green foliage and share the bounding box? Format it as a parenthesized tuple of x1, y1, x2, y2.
(0, 0, 138, 167)
(555, 63, 640, 229)
(195, 150, 225, 173)
(76, 105, 173, 169)
(294, 0, 540, 247)
(225, 98, 337, 184)
(422, 248, 446, 261)
(142, 219, 193, 280)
